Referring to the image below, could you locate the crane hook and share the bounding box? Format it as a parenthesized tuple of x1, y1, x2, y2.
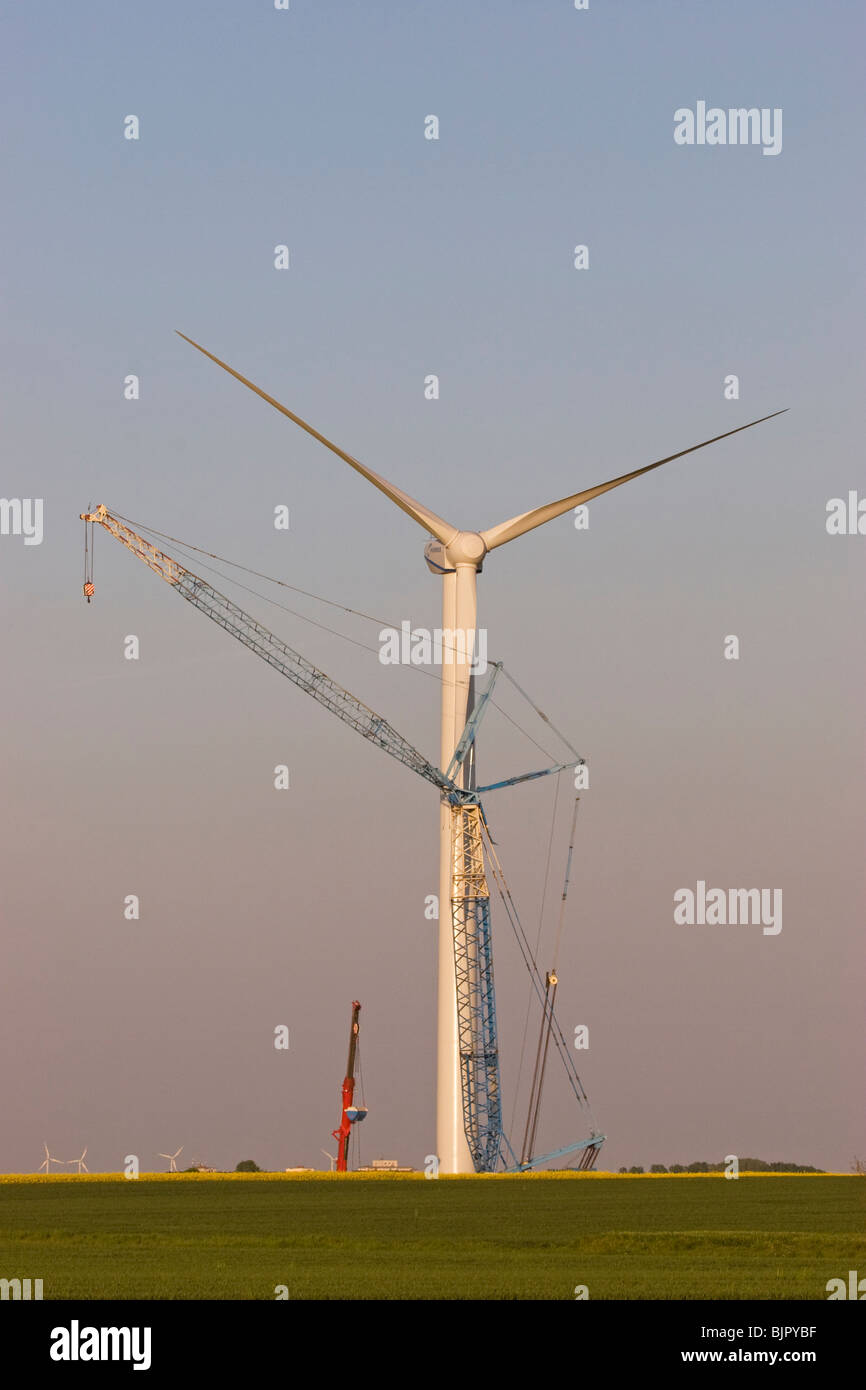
(83, 511, 95, 601)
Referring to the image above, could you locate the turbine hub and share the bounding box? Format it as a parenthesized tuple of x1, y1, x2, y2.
(424, 531, 487, 574)
(448, 531, 486, 565)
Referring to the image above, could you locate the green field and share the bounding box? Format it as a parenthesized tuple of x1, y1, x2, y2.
(0, 1174, 862, 1300)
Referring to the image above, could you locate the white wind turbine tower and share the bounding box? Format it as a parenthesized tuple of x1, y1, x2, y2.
(177, 333, 785, 1174)
(37, 1143, 62, 1174)
(158, 1146, 183, 1173)
(68, 1147, 88, 1175)
(320, 1149, 337, 1173)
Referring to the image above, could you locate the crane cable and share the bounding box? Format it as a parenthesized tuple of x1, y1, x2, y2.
(509, 771, 561, 1135)
(110, 509, 392, 660)
(521, 797, 581, 1165)
(104, 508, 580, 769)
(351, 1037, 365, 1174)
(110, 509, 491, 667)
(480, 811, 596, 1130)
(501, 668, 583, 762)
(356, 1037, 366, 1109)
(551, 797, 581, 977)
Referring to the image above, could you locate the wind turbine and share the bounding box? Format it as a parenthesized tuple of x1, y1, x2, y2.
(158, 1146, 183, 1173)
(177, 333, 785, 1172)
(37, 1143, 62, 1174)
(68, 1147, 88, 1175)
(320, 1149, 337, 1173)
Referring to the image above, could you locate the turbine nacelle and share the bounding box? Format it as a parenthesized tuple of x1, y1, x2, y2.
(424, 531, 487, 575)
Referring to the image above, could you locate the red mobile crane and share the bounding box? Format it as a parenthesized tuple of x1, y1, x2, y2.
(332, 1001, 367, 1172)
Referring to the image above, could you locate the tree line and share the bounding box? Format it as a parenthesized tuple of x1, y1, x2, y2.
(617, 1159, 824, 1173)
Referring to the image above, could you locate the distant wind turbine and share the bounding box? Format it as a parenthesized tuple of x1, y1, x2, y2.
(158, 1146, 183, 1173)
(37, 1143, 62, 1175)
(68, 1147, 88, 1175)
(320, 1149, 337, 1173)
(176, 331, 786, 1173)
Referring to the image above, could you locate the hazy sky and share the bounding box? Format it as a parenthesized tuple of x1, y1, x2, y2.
(1, 1, 863, 1176)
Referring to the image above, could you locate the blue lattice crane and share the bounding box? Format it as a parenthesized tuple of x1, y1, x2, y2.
(80, 504, 602, 1170)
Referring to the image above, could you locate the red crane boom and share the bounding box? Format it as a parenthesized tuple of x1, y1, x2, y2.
(332, 1001, 363, 1172)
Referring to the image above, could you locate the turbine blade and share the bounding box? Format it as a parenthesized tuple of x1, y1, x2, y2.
(480, 411, 788, 551)
(177, 333, 458, 545)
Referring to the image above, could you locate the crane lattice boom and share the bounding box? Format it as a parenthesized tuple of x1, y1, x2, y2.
(80, 506, 452, 795)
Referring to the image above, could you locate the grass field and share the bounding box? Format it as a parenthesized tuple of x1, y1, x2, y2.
(0, 1174, 862, 1300)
